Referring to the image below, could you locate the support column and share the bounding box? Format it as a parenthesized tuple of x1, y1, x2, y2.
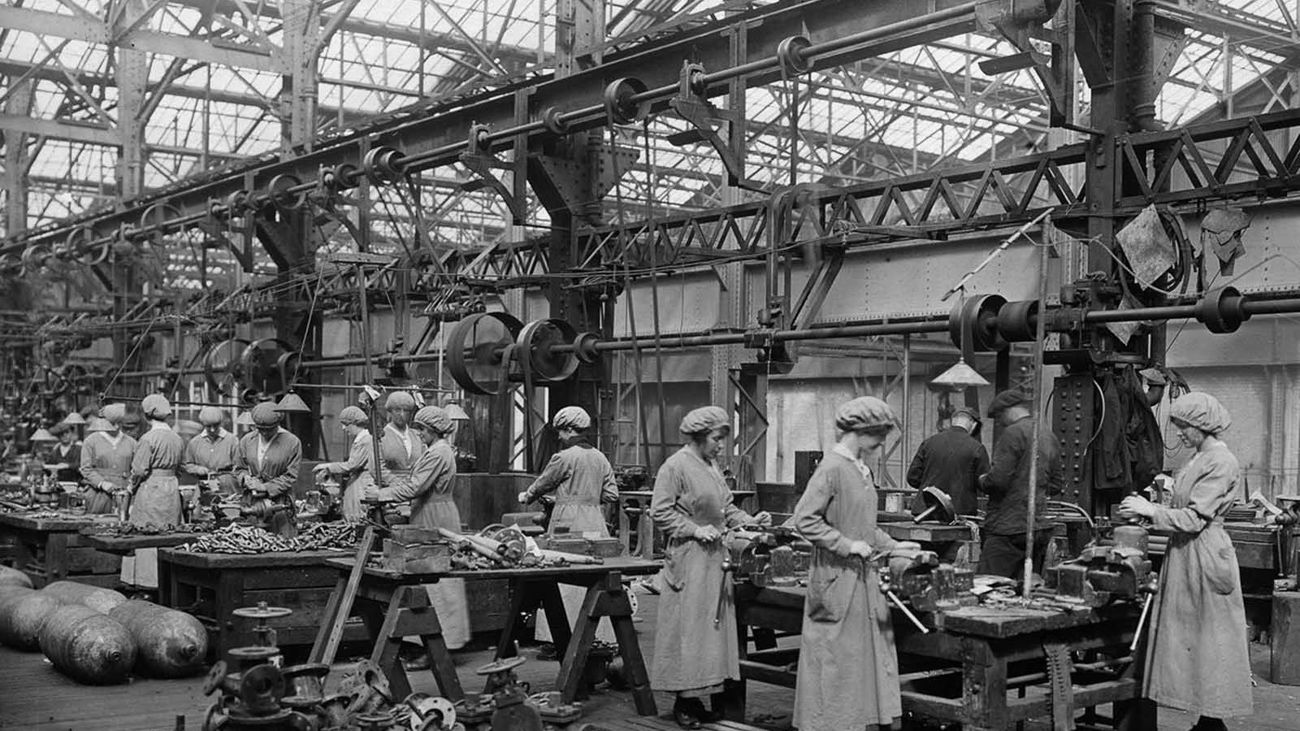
(113, 3, 148, 374)
(281, 0, 321, 152)
(2, 80, 32, 237)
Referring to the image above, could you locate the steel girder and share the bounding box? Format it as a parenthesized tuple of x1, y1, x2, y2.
(1, 0, 987, 257)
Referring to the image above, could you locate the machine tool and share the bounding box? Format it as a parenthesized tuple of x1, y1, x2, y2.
(1042, 525, 1157, 608)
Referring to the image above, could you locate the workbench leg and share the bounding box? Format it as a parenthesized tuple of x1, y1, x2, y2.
(1114, 697, 1156, 731)
(46, 533, 68, 584)
(495, 580, 542, 659)
(361, 591, 415, 702)
(604, 577, 658, 716)
(215, 572, 243, 663)
(556, 584, 601, 705)
(960, 655, 1008, 731)
(309, 576, 350, 662)
(538, 581, 571, 653)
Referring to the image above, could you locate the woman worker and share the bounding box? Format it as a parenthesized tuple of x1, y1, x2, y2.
(1119, 392, 1252, 731)
(313, 406, 376, 521)
(80, 406, 136, 514)
(380, 391, 424, 485)
(123, 394, 185, 588)
(793, 396, 919, 731)
(367, 405, 470, 651)
(650, 405, 770, 729)
(47, 423, 81, 483)
(129, 394, 185, 525)
(517, 406, 619, 653)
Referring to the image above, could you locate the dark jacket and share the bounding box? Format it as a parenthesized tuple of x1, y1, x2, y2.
(979, 417, 1064, 535)
(906, 427, 989, 516)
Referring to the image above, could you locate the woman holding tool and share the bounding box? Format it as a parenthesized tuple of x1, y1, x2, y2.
(650, 405, 771, 729)
(1119, 392, 1252, 730)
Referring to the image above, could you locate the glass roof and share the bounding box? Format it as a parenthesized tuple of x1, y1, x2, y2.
(2, 0, 1296, 259)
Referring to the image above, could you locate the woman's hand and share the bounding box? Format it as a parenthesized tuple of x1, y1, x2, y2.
(752, 511, 773, 527)
(1119, 494, 1155, 520)
(516, 490, 531, 504)
(693, 524, 722, 543)
(363, 484, 382, 501)
(848, 540, 874, 558)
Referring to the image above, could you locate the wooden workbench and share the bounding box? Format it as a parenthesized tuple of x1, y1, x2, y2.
(734, 583, 1149, 731)
(156, 547, 369, 661)
(617, 490, 756, 558)
(312, 556, 662, 714)
(80, 531, 201, 554)
(0, 511, 122, 587)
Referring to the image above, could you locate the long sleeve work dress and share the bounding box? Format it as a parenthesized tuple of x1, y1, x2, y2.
(1143, 442, 1253, 718)
(380, 424, 424, 485)
(529, 441, 620, 644)
(379, 439, 470, 649)
(793, 446, 901, 730)
(129, 423, 185, 526)
(320, 430, 376, 521)
(182, 430, 239, 495)
(80, 432, 136, 514)
(650, 446, 754, 695)
(234, 429, 302, 537)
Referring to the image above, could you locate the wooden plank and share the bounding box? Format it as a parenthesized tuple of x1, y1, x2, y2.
(0, 513, 115, 531)
(322, 555, 661, 581)
(158, 548, 350, 569)
(1271, 591, 1300, 685)
(317, 524, 375, 666)
(879, 523, 972, 542)
(80, 532, 199, 552)
(738, 659, 797, 688)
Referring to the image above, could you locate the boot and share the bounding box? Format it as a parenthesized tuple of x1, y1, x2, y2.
(1193, 718, 1227, 731)
(672, 697, 702, 729)
(701, 692, 726, 723)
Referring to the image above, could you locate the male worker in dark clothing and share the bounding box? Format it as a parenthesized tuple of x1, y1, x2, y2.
(978, 389, 1064, 580)
(906, 406, 989, 520)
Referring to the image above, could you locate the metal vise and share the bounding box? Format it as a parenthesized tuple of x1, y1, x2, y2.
(886, 547, 976, 612)
(727, 525, 808, 588)
(1044, 544, 1154, 607)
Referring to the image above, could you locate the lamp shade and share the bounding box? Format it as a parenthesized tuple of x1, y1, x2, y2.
(235, 411, 254, 426)
(443, 400, 470, 421)
(61, 412, 87, 426)
(275, 391, 311, 414)
(30, 428, 57, 443)
(929, 358, 990, 391)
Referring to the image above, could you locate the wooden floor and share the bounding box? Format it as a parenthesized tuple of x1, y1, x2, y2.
(0, 592, 1296, 730)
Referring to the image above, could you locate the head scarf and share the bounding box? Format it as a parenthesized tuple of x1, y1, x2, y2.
(250, 401, 282, 427)
(553, 406, 592, 431)
(1169, 392, 1231, 435)
(141, 394, 172, 420)
(987, 388, 1030, 418)
(101, 403, 127, 426)
(338, 406, 369, 426)
(385, 391, 416, 412)
(679, 406, 729, 435)
(834, 396, 896, 432)
(176, 420, 202, 439)
(413, 405, 453, 435)
(85, 417, 112, 434)
(198, 406, 223, 426)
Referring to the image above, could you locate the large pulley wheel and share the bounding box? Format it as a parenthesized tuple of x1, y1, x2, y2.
(516, 318, 580, 383)
(205, 338, 252, 397)
(446, 312, 524, 395)
(948, 293, 1008, 355)
(239, 339, 297, 400)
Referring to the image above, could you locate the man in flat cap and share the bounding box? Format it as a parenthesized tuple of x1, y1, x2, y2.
(977, 389, 1064, 580)
(906, 407, 988, 532)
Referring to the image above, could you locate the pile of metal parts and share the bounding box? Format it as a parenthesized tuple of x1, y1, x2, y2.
(179, 522, 361, 554)
(82, 520, 215, 536)
(420, 525, 609, 572)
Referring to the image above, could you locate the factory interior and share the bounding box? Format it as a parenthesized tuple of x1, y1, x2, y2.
(3, 0, 1300, 729)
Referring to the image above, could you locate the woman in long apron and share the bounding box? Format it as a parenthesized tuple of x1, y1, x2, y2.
(793, 396, 917, 731)
(650, 405, 770, 729)
(518, 406, 619, 653)
(369, 405, 471, 655)
(124, 394, 184, 588)
(1120, 392, 1253, 731)
(80, 407, 136, 514)
(313, 406, 375, 521)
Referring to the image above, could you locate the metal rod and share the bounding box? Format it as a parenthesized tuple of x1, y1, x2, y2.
(884, 588, 930, 634)
(1023, 234, 1050, 598)
(1130, 592, 1155, 653)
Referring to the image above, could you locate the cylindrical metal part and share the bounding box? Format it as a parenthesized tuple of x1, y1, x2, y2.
(1113, 524, 1150, 555)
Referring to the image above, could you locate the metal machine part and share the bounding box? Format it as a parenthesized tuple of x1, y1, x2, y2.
(726, 525, 809, 588)
(912, 486, 956, 524)
(1043, 543, 1155, 608)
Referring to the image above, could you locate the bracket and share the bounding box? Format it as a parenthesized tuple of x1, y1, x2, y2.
(667, 62, 765, 193)
(533, 143, 639, 224)
(459, 123, 527, 224)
